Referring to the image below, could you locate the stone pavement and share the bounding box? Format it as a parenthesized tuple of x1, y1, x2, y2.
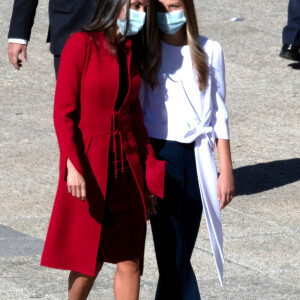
(0, 0, 299, 299)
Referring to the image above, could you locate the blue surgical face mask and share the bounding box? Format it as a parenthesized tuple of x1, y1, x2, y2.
(117, 9, 146, 37)
(157, 9, 186, 35)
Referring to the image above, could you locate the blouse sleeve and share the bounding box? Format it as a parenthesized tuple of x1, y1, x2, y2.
(210, 41, 230, 140)
(53, 32, 88, 177)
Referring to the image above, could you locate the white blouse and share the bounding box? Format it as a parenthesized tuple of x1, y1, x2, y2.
(140, 36, 230, 285)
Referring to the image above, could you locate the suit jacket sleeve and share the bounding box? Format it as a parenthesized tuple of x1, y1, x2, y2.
(130, 97, 166, 199)
(8, 0, 39, 40)
(53, 32, 87, 177)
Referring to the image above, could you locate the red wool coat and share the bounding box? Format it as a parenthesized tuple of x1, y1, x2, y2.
(41, 32, 165, 276)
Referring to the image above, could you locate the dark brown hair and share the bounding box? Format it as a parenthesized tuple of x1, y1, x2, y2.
(182, 0, 208, 91)
(140, 0, 161, 88)
(148, 0, 208, 91)
(83, 0, 130, 50)
(82, 0, 158, 88)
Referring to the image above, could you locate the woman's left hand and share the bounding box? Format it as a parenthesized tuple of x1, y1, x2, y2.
(217, 168, 235, 210)
(66, 158, 87, 201)
(145, 192, 157, 215)
(216, 139, 235, 210)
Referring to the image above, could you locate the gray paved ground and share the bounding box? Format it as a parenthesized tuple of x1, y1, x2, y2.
(0, 0, 299, 299)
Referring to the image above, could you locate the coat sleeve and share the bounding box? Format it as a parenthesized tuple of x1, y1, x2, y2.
(8, 0, 39, 40)
(210, 41, 230, 140)
(130, 97, 166, 199)
(53, 32, 88, 177)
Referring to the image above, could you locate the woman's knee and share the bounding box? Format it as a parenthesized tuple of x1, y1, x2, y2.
(116, 259, 140, 275)
(69, 271, 97, 288)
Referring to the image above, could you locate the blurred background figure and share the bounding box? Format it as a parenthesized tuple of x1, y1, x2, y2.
(280, 0, 300, 61)
(7, 0, 96, 75)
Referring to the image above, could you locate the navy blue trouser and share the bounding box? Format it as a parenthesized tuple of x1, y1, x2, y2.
(283, 0, 300, 46)
(150, 138, 203, 300)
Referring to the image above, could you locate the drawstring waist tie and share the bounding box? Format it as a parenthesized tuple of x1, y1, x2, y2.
(112, 111, 131, 178)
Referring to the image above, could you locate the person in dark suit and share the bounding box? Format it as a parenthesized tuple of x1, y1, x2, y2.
(7, 0, 96, 75)
(280, 0, 300, 61)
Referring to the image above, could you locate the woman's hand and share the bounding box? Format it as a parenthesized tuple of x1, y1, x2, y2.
(216, 139, 235, 210)
(66, 158, 86, 201)
(217, 169, 235, 210)
(145, 191, 157, 215)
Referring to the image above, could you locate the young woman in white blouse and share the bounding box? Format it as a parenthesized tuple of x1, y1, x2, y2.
(140, 0, 235, 298)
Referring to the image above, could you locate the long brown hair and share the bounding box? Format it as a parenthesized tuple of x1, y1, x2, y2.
(182, 0, 208, 91)
(147, 0, 208, 91)
(131, 0, 160, 88)
(82, 0, 158, 87)
(140, 0, 161, 88)
(82, 0, 130, 52)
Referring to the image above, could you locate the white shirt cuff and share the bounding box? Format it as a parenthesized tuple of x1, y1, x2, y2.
(8, 38, 28, 45)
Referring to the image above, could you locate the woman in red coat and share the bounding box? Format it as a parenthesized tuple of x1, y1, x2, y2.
(40, 0, 165, 299)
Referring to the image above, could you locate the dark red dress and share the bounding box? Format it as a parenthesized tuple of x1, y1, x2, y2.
(97, 46, 145, 264)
